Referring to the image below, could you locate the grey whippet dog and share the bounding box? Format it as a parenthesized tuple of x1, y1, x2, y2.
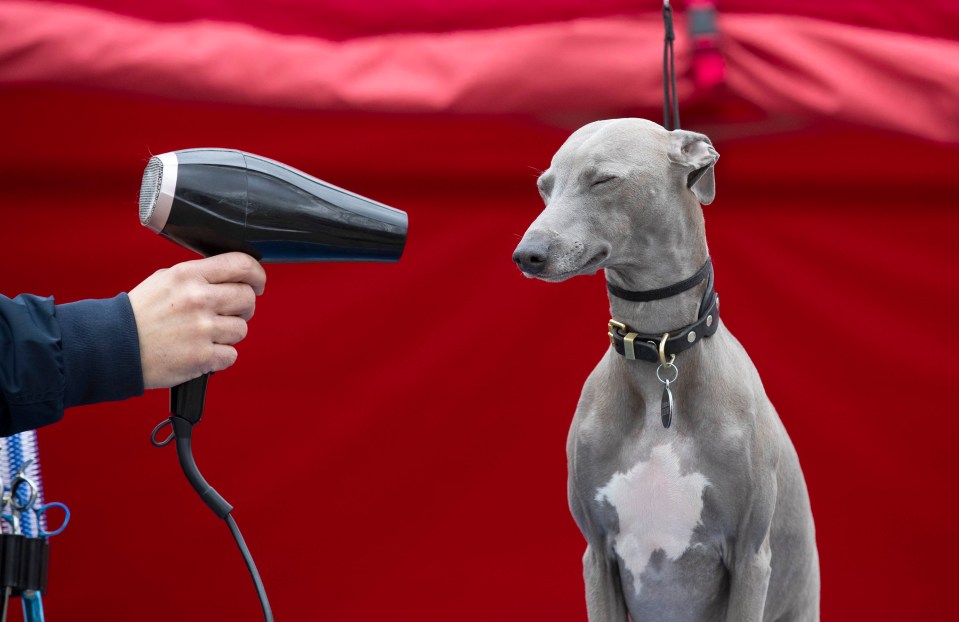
(512, 118, 819, 621)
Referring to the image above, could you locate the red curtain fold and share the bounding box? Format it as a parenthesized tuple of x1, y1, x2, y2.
(1, 2, 957, 142)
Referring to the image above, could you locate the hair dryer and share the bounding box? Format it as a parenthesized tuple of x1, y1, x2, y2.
(139, 147, 407, 262)
(138, 148, 408, 622)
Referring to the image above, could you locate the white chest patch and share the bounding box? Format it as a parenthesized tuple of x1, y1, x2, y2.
(594, 443, 709, 597)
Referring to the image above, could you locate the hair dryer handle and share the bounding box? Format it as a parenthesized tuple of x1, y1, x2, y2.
(170, 374, 210, 424)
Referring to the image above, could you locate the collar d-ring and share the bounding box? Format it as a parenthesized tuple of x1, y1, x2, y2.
(658, 333, 676, 367)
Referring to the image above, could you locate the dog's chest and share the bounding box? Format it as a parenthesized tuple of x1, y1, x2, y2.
(590, 442, 715, 599)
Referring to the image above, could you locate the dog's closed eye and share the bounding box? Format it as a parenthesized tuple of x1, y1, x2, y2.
(591, 175, 619, 188)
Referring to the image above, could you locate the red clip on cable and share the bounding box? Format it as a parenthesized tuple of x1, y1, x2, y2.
(688, 0, 725, 90)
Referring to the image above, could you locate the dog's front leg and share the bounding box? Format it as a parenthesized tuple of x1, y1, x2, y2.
(724, 475, 777, 622)
(724, 534, 772, 622)
(583, 545, 629, 622)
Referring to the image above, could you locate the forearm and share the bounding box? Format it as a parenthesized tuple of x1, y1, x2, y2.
(1, 253, 263, 435)
(0, 293, 144, 436)
(57, 294, 144, 407)
(0, 294, 66, 435)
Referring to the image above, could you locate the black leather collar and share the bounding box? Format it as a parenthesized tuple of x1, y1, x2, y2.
(607, 258, 720, 362)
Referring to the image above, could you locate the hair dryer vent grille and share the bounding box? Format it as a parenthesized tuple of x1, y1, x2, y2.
(139, 157, 163, 225)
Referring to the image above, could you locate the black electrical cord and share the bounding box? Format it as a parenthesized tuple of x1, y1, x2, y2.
(164, 416, 274, 622)
(226, 514, 273, 622)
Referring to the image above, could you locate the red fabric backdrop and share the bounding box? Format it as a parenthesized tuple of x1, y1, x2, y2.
(1, 1, 958, 620)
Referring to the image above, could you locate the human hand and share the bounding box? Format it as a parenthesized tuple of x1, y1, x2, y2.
(128, 253, 267, 389)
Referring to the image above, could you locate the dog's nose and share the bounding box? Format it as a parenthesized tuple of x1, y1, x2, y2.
(513, 238, 550, 274)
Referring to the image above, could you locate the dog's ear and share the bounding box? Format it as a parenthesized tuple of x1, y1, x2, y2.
(668, 130, 719, 205)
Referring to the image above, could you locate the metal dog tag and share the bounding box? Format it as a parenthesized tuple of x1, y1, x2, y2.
(661, 381, 673, 429)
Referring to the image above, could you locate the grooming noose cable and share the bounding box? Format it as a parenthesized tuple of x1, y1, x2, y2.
(662, 0, 681, 131)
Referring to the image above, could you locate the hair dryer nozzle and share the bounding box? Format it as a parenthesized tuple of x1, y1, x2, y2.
(138, 149, 407, 263)
(139, 152, 179, 234)
(139, 158, 161, 224)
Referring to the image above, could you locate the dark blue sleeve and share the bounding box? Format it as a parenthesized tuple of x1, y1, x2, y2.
(0, 293, 144, 436)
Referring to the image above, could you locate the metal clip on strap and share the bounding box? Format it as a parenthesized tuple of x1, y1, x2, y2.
(608, 320, 641, 360)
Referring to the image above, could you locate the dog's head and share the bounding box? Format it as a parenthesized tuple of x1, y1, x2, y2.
(512, 118, 718, 281)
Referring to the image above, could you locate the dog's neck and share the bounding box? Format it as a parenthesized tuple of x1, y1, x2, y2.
(606, 285, 708, 338)
(604, 213, 710, 335)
